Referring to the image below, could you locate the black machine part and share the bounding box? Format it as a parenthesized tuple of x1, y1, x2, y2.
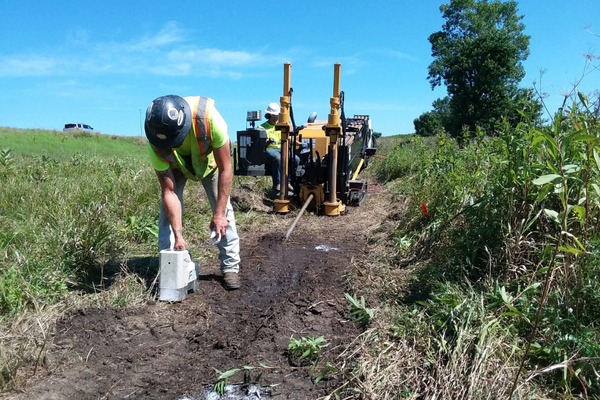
(234, 127, 269, 176)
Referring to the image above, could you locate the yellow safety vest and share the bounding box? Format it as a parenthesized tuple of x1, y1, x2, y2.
(260, 121, 281, 150)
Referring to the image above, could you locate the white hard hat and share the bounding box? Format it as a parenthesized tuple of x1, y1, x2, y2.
(265, 102, 280, 116)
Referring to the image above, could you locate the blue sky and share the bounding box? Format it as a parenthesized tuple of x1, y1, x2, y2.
(0, 0, 598, 140)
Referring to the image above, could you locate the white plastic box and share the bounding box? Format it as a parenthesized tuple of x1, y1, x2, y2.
(158, 249, 199, 302)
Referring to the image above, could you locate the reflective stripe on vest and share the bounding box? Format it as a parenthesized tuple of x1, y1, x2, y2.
(190, 96, 213, 154)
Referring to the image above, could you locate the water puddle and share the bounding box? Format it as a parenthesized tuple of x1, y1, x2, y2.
(178, 384, 272, 399)
(314, 244, 338, 252)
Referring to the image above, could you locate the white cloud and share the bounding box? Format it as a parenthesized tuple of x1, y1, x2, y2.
(125, 21, 185, 52)
(167, 48, 259, 67)
(0, 22, 270, 78)
(387, 50, 419, 62)
(0, 56, 59, 77)
(0, 22, 383, 79)
(150, 62, 192, 76)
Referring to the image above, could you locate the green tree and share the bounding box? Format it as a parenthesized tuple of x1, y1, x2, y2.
(428, 0, 530, 137)
(414, 97, 451, 136)
(414, 112, 443, 137)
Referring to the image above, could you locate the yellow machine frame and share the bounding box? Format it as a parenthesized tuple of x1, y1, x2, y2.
(273, 62, 346, 216)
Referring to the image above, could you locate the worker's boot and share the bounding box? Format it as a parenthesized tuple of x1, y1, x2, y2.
(223, 272, 240, 290)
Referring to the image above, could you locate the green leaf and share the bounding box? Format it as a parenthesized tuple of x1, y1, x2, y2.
(572, 134, 598, 142)
(558, 245, 583, 255)
(572, 235, 585, 251)
(536, 184, 552, 203)
(505, 304, 520, 314)
(533, 130, 558, 151)
(219, 368, 241, 379)
(523, 209, 542, 231)
(562, 164, 580, 174)
(571, 205, 586, 221)
(145, 226, 159, 238)
(545, 159, 559, 174)
(578, 91, 589, 109)
(593, 148, 600, 168)
(499, 286, 511, 303)
(561, 231, 586, 251)
(314, 373, 325, 384)
(533, 174, 561, 185)
(502, 311, 522, 317)
(531, 135, 548, 147)
(544, 209, 560, 225)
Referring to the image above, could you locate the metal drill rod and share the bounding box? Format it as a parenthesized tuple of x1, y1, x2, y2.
(285, 193, 314, 240)
(277, 63, 293, 202)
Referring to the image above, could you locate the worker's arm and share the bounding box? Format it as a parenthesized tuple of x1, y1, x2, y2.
(211, 139, 233, 238)
(155, 168, 186, 250)
(289, 136, 302, 148)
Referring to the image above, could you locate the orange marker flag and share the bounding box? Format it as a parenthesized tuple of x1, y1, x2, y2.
(421, 202, 428, 216)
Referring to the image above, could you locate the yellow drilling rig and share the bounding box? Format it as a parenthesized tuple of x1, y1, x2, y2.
(234, 62, 377, 221)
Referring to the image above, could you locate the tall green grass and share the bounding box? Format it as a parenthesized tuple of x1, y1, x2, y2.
(366, 94, 600, 398)
(0, 128, 147, 157)
(0, 128, 160, 318)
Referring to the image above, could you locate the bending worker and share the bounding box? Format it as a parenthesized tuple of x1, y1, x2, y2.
(261, 102, 299, 193)
(145, 95, 241, 290)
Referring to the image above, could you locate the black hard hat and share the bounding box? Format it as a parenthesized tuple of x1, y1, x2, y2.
(144, 95, 192, 149)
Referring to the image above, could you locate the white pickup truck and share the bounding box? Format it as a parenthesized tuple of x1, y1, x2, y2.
(63, 123, 94, 133)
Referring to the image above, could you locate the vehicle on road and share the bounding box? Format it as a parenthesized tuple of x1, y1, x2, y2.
(63, 123, 94, 133)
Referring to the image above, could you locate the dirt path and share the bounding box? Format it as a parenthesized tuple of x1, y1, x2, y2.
(6, 190, 389, 400)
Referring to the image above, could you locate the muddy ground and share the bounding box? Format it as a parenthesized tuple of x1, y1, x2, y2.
(5, 190, 391, 400)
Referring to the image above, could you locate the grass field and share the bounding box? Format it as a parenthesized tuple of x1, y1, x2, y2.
(1, 121, 599, 398)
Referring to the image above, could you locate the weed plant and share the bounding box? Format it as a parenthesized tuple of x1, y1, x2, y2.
(288, 336, 329, 365)
(344, 293, 374, 327)
(288, 336, 337, 384)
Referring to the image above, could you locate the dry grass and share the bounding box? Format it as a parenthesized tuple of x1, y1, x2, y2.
(0, 305, 60, 389)
(336, 325, 552, 400)
(331, 191, 555, 400)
